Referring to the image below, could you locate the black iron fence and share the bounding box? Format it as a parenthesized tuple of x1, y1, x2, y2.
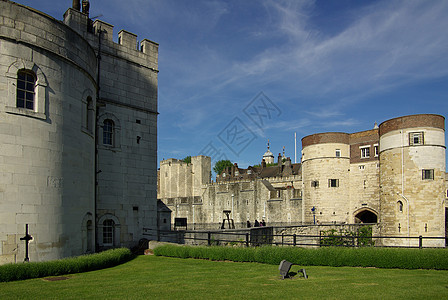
(143, 225, 447, 249)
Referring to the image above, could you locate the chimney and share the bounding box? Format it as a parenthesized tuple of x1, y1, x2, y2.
(261, 159, 266, 169)
(73, 0, 81, 10)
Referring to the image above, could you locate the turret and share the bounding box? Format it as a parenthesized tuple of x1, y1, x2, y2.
(379, 114, 445, 247)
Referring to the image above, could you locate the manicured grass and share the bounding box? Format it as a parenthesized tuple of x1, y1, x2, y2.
(1, 255, 447, 299)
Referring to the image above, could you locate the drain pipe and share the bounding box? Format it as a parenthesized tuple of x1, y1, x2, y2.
(398, 130, 410, 246)
(94, 27, 106, 252)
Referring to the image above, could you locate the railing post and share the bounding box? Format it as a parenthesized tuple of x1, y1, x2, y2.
(293, 234, 296, 246)
(281, 233, 284, 246)
(246, 233, 249, 247)
(419, 235, 423, 249)
(208, 231, 211, 246)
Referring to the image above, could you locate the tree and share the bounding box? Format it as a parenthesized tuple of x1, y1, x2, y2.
(182, 156, 191, 164)
(213, 160, 233, 175)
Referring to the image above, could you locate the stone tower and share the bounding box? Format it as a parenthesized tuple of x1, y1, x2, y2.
(0, 0, 158, 263)
(301, 133, 351, 224)
(379, 114, 445, 247)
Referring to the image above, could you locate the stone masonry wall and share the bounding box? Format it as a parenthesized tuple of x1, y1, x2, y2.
(0, 1, 97, 263)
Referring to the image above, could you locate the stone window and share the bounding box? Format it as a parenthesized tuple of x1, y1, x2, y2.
(422, 169, 434, 180)
(81, 90, 95, 136)
(293, 188, 302, 199)
(270, 190, 282, 199)
(16, 69, 36, 110)
(98, 113, 121, 151)
(311, 180, 319, 188)
(409, 132, 424, 146)
(5, 61, 47, 119)
(360, 146, 370, 159)
(335, 149, 341, 157)
(103, 119, 114, 146)
(374, 144, 379, 157)
(102, 219, 114, 246)
(397, 200, 403, 213)
(86, 96, 94, 133)
(328, 179, 339, 187)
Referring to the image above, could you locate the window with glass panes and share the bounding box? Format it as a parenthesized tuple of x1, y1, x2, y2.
(16, 70, 36, 110)
(103, 219, 114, 245)
(103, 119, 114, 145)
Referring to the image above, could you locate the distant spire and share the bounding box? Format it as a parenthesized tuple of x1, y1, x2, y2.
(282, 146, 285, 157)
(374, 121, 379, 129)
(267, 139, 270, 150)
(82, 0, 90, 16)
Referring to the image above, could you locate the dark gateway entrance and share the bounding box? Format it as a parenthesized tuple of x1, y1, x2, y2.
(355, 210, 378, 223)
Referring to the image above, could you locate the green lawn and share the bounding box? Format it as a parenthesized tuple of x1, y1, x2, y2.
(1, 255, 447, 299)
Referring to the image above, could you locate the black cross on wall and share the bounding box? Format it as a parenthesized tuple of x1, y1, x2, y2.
(19, 224, 33, 262)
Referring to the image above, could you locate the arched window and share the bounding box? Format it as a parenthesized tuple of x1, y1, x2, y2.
(397, 200, 403, 213)
(103, 119, 114, 146)
(86, 220, 93, 253)
(86, 96, 94, 133)
(103, 219, 114, 246)
(16, 69, 36, 110)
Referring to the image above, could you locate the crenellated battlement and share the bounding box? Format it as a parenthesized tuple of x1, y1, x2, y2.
(63, 6, 159, 72)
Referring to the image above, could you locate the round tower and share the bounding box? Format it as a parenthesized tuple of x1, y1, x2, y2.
(301, 132, 351, 224)
(379, 114, 445, 247)
(0, 2, 97, 263)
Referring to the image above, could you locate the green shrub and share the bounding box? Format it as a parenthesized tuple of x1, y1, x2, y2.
(153, 244, 448, 270)
(0, 248, 134, 282)
(320, 226, 374, 247)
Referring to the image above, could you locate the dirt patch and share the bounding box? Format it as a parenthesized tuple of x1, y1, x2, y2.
(42, 276, 70, 282)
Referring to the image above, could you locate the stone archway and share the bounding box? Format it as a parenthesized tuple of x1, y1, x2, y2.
(354, 209, 378, 223)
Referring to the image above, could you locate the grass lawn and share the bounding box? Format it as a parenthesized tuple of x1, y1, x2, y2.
(1, 255, 447, 299)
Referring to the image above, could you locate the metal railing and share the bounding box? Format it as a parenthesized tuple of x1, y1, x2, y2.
(143, 226, 447, 249)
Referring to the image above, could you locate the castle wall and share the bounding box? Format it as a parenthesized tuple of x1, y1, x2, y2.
(0, 1, 159, 262)
(164, 176, 302, 229)
(159, 156, 211, 200)
(159, 116, 446, 247)
(0, 1, 97, 263)
(86, 16, 159, 248)
(348, 130, 380, 223)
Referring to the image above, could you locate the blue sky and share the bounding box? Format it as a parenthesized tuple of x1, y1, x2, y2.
(18, 0, 448, 171)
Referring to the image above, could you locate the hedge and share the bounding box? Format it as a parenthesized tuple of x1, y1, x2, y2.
(0, 248, 134, 282)
(153, 244, 448, 270)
